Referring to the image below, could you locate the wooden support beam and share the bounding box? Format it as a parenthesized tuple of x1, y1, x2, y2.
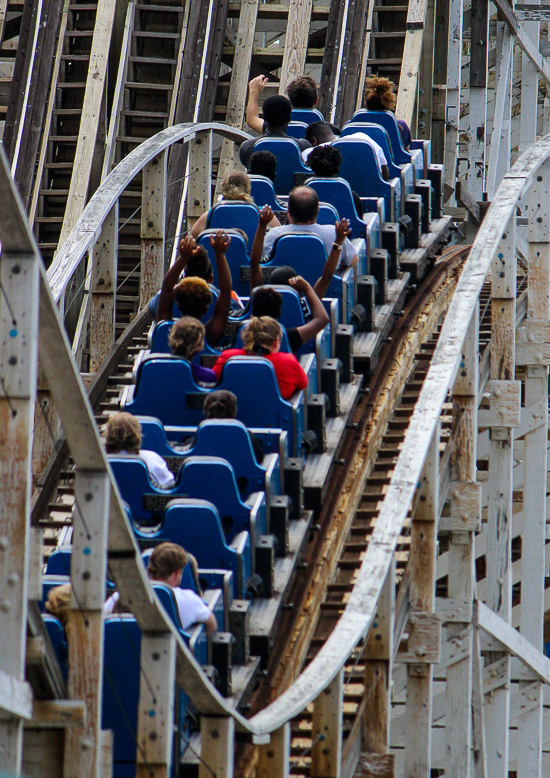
(63, 471, 109, 778)
(403, 427, 439, 777)
(217, 0, 260, 184)
(278, 0, 314, 94)
(257, 724, 290, 778)
(396, 0, 429, 128)
(443, 0, 462, 200)
(445, 310, 478, 778)
(29, 700, 86, 729)
(56, 0, 117, 251)
(311, 671, 343, 778)
(0, 147, 39, 774)
(140, 153, 166, 310)
(186, 131, 213, 235)
(199, 717, 235, 778)
(416, 0, 435, 139)
(136, 633, 176, 778)
(89, 203, 117, 372)
(487, 25, 513, 197)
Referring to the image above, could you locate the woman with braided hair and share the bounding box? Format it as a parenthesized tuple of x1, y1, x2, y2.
(363, 76, 411, 151)
(212, 316, 308, 400)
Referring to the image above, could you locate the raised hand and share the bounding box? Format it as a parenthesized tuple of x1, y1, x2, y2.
(177, 235, 198, 263)
(335, 218, 351, 245)
(249, 75, 268, 95)
(209, 229, 231, 253)
(259, 205, 274, 228)
(288, 275, 310, 294)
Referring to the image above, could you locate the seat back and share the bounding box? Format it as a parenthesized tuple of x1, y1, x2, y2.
(333, 138, 396, 219)
(157, 499, 248, 598)
(122, 357, 210, 427)
(350, 110, 412, 164)
(265, 233, 328, 287)
(253, 137, 311, 195)
(219, 357, 304, 456)
(249, 175, 286, 211)
(306, 177, 366, 238)
(341, 123, 401, 176)
(286, 121, 308, 139)
(45, 548, 72, 576)
(317, 201, 340, 225)
(109, 456, 166, 525)
(198, 229, 251, 298)
(206, 201, 259, 247)
(291, 108, 324, 124)
(103, 616, 142, 774)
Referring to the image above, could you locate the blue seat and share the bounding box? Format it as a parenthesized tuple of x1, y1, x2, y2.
(249, 175, 287, 211)
(341, 123, 415, 203)
(103, 616, 188, 778)
(217, 357, 305, 457)
(316, 201, 340, 225)
(42, 615, 68, 680)
(306, 177, 380, 245)
(136, 499, 251, 599)
(198, 229, 251, 299)
(253, 137, 312, 195)
(138, 416, 281, 505)
(291, 108, 324, 125)
(45, 548, 72, 576)
(286, 121, 308, 139)
(206, 201, 260, 247)
(146, 320, 222, 360)
(333, 138, 401, 221)
(121, 357, 211, 427)
(151, 582, 208, 663)
(262, 233, 354, 324)
(349, 110, 425, 175)
(109, 454, 266, 543)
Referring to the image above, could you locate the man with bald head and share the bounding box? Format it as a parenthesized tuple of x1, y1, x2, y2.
(261, 186, 358, 267)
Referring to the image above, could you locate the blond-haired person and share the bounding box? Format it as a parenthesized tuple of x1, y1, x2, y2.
(104, 412, 175, 488)
(212, 316, 308, 400)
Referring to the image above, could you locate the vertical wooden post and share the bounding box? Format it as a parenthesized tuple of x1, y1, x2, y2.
(404, 426, 439, 777)
(483, 217, 516, 776)
(467, 0, 488, 202)
(444, 0, 463, 200)
(516, 159, 550, 778)
(361, 560, 395, 776)
(90, 203, 118, 373)
(257, 724, 290, 778)
(445, 310, 478, 778)
(486, 24, 513, 197)
(140, 152, 166, 311)
(431, 0, 450, 163)
(199, 717, 234, 778)
(186, 131, 213, 235)
(64, 470, 109, 778)
(311, 671, 343, 778)
(136, 633, 176, 778)
(417, 0, 435, 141)
(519, 14, 540, 152)
(0, 230, 39, 774)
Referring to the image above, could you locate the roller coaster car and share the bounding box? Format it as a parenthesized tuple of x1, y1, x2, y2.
(261, 232, 355, 324)
(305, 176, 382, 245)
(291, 108, 324, 125)
(205, 200, 260, 248)
(137, 416, 282, 506)
(249, 174, 287, 212)
(121, 355, 306, 457)
(333, 137, 402, 223)
(252, 137, 312, 195)
(134, 499, 252, 600)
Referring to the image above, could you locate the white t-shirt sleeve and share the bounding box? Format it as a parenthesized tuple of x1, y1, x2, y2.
(173, 588, 212, 632)
(370, 138, 387, 168)
(139, 449, 175, 489)
(301, 147, 312, 164)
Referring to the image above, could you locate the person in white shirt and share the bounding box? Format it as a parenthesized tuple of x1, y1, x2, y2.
(301, 121, 389, 181)
(147, 542, 217, 634)
(103, 412, 175, 489)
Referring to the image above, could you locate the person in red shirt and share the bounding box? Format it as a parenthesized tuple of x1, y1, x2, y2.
(212, 316, 308, 400)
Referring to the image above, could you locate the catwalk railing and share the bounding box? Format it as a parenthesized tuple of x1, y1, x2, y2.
(3, 128, 550, 775)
